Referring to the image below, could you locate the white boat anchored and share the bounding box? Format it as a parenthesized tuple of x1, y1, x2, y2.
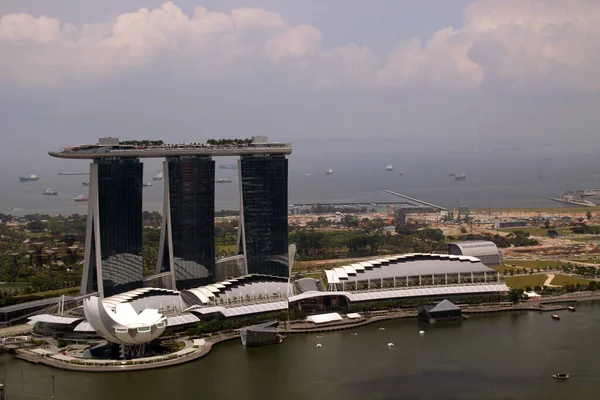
(43, 188, 58, 195)
(326, 168, 334, 175)
(386, 164, 394, 171)
(153, 170, 163, 181)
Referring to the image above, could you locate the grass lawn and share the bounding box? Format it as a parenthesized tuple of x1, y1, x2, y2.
(216, 244, 237, 256)
(503, 275, 548, 289)
(492, 266, 516, 274)
(14, 286, 80, 300)
(550, 275, 594, 286)
(497, 226, 582, 237)
(0, 282, 30, 293)
(498, 226, 549, 236)
(502, 260, 564, 270)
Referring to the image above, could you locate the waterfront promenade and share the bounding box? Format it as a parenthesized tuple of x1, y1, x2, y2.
(13, 336, 237, 372)
(7, 292, 600, 372)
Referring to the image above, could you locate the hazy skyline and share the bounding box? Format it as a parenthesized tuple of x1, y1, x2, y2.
(1, 0, 599, 171)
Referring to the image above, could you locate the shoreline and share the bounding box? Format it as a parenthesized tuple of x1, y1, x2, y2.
(10, 293, 600, 372)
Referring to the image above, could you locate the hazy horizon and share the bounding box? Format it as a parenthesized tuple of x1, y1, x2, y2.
(1, 0, 599, 212)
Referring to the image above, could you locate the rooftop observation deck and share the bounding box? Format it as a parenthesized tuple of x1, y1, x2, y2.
(48, 142, 292, 159)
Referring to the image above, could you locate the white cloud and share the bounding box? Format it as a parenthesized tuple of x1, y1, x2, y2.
(0, 0, 598, 91)
(265, 25, 322, 60)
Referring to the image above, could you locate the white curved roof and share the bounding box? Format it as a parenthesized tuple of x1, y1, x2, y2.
(449, 241, 500, 258)
(324, 254, 493, 285)
(83, 296, 166, 345)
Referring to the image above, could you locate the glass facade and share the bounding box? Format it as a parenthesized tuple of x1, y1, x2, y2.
(240, 155, 289, 277)
(87, 159, 144, 297)
(162, 157, 216, 288)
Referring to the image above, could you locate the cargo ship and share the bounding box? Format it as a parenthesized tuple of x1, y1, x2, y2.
(73, 194, 88, 202)
(19, 174, 39, 182)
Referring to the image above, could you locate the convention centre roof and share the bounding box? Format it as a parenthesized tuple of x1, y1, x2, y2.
(324, 253, 495, 285)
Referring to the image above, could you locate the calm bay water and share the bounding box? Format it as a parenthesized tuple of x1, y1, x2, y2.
(1, 303, 600, 400)
(3, 149, 600, 216)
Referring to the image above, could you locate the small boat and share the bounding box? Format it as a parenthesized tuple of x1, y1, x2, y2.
(551, 314, 560, 320)
(216, 178, 232, 183)
(552, 373, 569, 379)
(325, 168, 334, 175)
(43, 188, 58, 195)
(568, 306, 576, 312)
(386, 164, 394, 171)
(153, 170, 163, 181)
(397, 172, 404, 176)
(455, 174, 466, 181)
(143, 181, 153, 187)
(73, 195, 88, 202)
(19, 174, 39, 182)
(82, 181, 89, 186)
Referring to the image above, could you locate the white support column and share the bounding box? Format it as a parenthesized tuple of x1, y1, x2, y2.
(156, 161, 176, 290)
(432, 274, 435, 285)
(81, 163, 94, 295)
(419, 275, 422, 286)
(445, 273, 448, 285)
(86, 163, 104, 298)
(393, 276, 396, 288)
(497, 271, 500, 282)
(406, 276, 409, 287)
(381, 277, 383, 289)
(368, 279, 370, 290)
(237, 158, 248, 274)
(458, 272, 460, 284)
(471, 272, 474, 283)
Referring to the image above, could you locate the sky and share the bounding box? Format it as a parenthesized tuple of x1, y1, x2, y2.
(1, 0, 599, 172)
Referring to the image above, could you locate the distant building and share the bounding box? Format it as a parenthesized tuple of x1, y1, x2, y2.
(98, 137, 120, 146)
(448, 240, 501, 267)
(494, 220, 528, 229)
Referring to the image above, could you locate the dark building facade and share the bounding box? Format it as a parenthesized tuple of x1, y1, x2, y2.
(83, 159, 144, 297)
(157, 157, 216, 289)
(239, 155, 289, 277)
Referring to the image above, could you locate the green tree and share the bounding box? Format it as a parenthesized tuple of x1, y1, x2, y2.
(507, 288, 524, 303)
